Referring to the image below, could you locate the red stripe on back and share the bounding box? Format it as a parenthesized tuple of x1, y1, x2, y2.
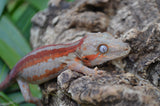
(13, 36, 86, 76)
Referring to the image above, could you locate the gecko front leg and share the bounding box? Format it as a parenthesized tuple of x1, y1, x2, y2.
(16, 78, 42, 106)
(67, 61, 104, 76)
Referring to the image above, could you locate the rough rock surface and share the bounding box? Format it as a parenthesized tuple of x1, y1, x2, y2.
(31, 0, 160, 105)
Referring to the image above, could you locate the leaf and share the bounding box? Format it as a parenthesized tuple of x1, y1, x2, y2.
(0, 15, 41, 105)
(7, 91, 24, 103)
(0, 39, 21, 69)
(19, 103, 35, 106)
(66, 0, 75, 2)
(11, 2, 28, 23)
(0, 0, 8, 17)
(0, 92, 18, 106)
(0, 16, 31, 58)
(15, 5, 37, 41)
(0, 60, 9, 83)
(30, 84, 42, 98)
(25, 0, 49, 10)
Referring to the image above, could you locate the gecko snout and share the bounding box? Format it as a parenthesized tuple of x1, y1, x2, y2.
(123, 44, 131, 53)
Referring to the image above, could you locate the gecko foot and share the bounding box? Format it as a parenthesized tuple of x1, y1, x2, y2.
(94, 67, 104, 75)
(85, 67, 105, 77)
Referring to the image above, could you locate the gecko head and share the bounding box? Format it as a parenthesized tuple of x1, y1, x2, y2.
(78, 32, 131, 66)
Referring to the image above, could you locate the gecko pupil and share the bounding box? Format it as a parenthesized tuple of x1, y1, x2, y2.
(99, 44, 108, 53)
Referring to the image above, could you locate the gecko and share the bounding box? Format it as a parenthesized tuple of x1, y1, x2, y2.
(0, 32, 130, 105)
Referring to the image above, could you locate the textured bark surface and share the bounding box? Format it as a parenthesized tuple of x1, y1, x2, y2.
(31, 0, 160, 105)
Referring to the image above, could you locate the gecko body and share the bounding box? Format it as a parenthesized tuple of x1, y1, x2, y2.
(0, 33, 130, 105)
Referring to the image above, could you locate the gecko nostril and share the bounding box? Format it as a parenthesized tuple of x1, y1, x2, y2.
(124, 48, 128, 51)
(124, 47, 129, 51)
(124, 46, 131, 52)
(124, 45, 130, 51)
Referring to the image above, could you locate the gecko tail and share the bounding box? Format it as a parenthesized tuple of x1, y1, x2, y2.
(0, 67, 16, 91)
(0, 75, 12, 91)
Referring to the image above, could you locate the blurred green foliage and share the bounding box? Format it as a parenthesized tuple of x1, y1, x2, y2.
(0, 0, 49, 105)
(0, 0, 75, 105)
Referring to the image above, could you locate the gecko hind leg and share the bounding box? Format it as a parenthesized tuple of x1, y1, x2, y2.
(16, 78, 42, 106)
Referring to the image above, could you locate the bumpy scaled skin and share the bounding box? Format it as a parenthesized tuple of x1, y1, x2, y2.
(0, 33, 130, 105)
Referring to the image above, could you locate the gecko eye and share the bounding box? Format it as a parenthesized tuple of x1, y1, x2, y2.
(98, 44, 108, 53)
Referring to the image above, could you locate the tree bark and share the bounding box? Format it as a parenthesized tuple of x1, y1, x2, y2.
(31, 0, 160, 105)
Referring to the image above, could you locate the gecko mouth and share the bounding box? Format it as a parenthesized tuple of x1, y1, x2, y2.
(112, 50, 130, 58)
